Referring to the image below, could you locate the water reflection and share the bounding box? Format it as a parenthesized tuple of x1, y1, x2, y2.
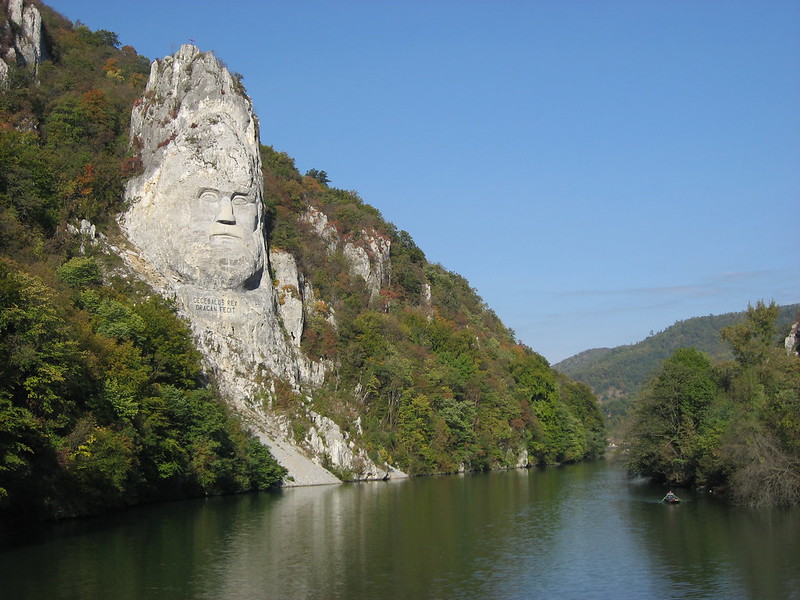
(1, 493, 269, 600)
(628, 485, 800, 600)
(202, 473, 561, 599)
(1, 462, 798, 600)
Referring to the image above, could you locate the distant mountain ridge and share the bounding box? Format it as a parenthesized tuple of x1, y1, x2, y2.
(555, 304, 800, 424)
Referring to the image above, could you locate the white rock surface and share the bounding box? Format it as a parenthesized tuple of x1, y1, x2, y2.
(1, 0, 47, 82)
(343, 230, 391, 299)
(305, 411, 389, 480)
(270, 249, 305, 347)
(299, 206, 338, 253)
(301, 206, 391, 299)
(786, 322, 800, 356)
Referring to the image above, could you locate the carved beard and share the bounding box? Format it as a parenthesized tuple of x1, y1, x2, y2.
(170, 230, 264, 290)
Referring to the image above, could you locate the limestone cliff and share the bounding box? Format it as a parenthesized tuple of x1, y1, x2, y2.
(1, 0, 48, 83)
(119, 45, 400, 486)
(0, 6, 610, 520)
(299, 206, 391, 300)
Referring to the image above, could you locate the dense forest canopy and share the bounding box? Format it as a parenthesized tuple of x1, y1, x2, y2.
(1, 4, 606, 523)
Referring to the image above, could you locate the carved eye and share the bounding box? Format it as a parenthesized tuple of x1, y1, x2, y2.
(231, 194, 252, 206)
(199, 190, 218, 203)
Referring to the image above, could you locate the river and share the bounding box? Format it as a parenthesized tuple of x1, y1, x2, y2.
(1, 461, 797, 599)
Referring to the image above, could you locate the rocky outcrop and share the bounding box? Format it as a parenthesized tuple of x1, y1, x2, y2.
(299, 207, 338, 253)
(786, 323, 800, 356)
(118, 45, 400, 486)
(305, 412, 397, 480)
(1, 0, 48, 83)
(270, 249, 305, 347)
(122, 44, 265, 292)
(65, 218, 104, 254)
(300, 206, 391, 299)
(343, 231, 390, 299)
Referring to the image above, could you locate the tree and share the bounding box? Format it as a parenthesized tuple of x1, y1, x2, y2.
(721, 301, 780, 367)
(625, 348, 716, 485)
(56, 257, 103, 288)
(717, 301, 800, 505)
(397, 392, 436, 473)
(305, 168, 330, 185)
(0, 262, 81, 420)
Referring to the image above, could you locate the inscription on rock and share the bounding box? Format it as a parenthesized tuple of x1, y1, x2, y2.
(192, 296, 238, 315)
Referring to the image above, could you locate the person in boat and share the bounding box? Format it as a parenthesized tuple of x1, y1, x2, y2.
(663, 491, 679, 502)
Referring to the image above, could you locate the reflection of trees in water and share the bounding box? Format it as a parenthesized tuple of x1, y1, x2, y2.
(208, 469, 570, 600)
(627, 491, 800, 599)
(721, 507, 800, 599)
(0, 493, 280, 600)
(529, 463, 662, 598)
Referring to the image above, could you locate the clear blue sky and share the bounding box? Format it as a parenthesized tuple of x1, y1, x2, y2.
(50, 1, 800, 363)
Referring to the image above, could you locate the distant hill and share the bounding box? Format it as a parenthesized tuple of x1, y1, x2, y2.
(555, 304, 800, 425)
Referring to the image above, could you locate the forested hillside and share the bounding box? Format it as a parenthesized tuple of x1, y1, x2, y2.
(261, 146, 606, 476)
(1, 4, 605, 523)
(556, 304, 799, 427)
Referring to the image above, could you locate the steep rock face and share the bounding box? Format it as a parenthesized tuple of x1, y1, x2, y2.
(786, 323, 800, 356)
(299, 207, 338, 253)
(270, 249, 305, 347)
(1, 0, 47, 82)
(122, 44, 265, 292)
(343, 231, 391, 299)
(300, 206, 391, 299)
(119, 45, 394, 485)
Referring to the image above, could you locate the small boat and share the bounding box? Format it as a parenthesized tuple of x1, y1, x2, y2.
(662, 492, 681, 503)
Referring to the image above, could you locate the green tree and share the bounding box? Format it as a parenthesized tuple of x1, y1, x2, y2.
(625, 348, 716, 485)
(721, 301, 780, 367)
(305, 168, 330, 185)
(0, 396, 39, 502)
(56, 257, 103, 288)
(397, 392, 436, 473)
(0, 130, 60, 237)
(0, 262, 81, 421)
(716, 302, 800, 505)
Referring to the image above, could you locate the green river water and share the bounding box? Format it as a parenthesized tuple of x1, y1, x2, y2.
(1, 461, 798, 599)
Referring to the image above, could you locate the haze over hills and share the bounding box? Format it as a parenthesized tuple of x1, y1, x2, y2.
(555, 303, 800, 425)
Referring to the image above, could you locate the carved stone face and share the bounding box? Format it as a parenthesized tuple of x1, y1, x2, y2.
(159, 165, 265, 290)
(126, 117, 265, 290)
(123, 47, 266, 291)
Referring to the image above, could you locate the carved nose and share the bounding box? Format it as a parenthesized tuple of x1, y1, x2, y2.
(216, 196, 236, 224)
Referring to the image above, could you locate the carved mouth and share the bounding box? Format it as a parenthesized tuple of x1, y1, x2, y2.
(209, 223, 244, 239)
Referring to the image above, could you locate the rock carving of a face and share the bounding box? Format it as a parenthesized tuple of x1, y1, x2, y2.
(149, 122, 265, 290)
(123, 46, 266, 291)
